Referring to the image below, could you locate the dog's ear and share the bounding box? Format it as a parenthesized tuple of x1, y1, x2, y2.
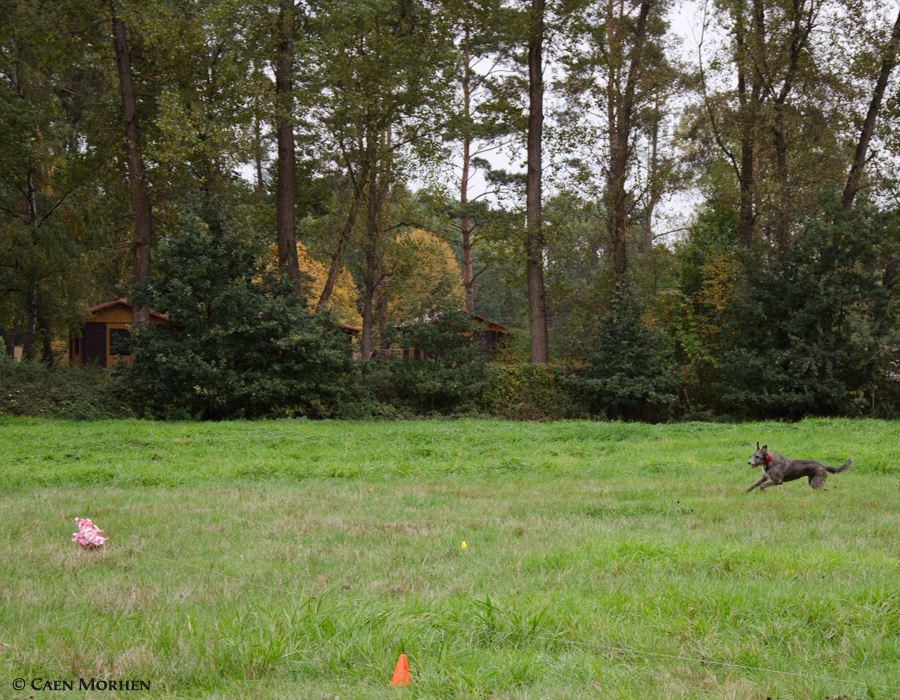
(756, 441, 760, 449)
(762, 444, 767, 452)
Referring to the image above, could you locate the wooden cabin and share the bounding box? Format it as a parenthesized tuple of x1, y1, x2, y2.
(394, 311, 508, 362)
(338, 325, 361, 341)
(471, 313, 508, 362)
(70, 301, 172, 368)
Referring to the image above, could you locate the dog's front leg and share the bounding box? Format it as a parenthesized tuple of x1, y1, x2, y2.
(746, 475, 768, 492)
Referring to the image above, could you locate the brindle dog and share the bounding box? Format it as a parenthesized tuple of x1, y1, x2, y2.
(746, 442, 851, 492)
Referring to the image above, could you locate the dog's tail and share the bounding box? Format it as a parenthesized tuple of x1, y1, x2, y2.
(827, 458, 852, 474)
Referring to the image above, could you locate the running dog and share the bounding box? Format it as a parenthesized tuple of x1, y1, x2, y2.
(745, 442, 851, 492)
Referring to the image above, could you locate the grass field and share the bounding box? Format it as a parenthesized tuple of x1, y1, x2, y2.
(1, 417, 899, 699)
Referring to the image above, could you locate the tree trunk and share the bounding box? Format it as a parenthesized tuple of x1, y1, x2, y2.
(461, 133, 476, 314)
(275, 0, 300, 284)
(606, 1, 619, 270)
(111, 1, 152, 324)
(736, 0, 762, 248)
(254, 114, 265, 198)
(317, 168, 367, 310)
(376, 278, 390, 356)
(318, 147, 370, 310)
(39, 310, 53, 366)
(23, 283, 37, 362)
(526, 0, 548, 364)
(22, 173, 39, 361)
(640, 100, 661, 255)
(842, 5, 900, 210)
(772, 0, 815, 259)
(250, 60, 266, 199)
(360, 122, 379, 361)
(461, 123, 475, 313)
(461, 217, 475, 313)
(460, 30, 476, 314)
(4, 316, 17, 358)
(773, 118, 789, 260)
(738, 151, 755, 246)
(609, 0, 654, 283)
(361, 243, 378, 361)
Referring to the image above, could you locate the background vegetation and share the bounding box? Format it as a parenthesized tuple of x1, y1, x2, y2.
(2, 0, 900, 421)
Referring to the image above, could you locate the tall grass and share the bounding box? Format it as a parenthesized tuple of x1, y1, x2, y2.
(1, 418, 899, 698)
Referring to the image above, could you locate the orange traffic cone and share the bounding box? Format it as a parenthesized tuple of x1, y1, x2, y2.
(390, 653, 411, 686)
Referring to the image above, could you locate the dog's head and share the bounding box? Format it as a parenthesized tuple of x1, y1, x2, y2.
(748, 442, 769, 468)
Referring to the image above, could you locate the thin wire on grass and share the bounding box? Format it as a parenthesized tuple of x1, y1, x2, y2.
(120, 542, 899, 694)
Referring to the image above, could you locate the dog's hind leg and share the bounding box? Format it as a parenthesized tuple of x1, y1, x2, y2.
(808, 473, 828, 490)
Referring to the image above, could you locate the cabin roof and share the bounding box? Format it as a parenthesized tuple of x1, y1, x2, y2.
(89, 300, 171, 323)
(396, 310, 507, 331)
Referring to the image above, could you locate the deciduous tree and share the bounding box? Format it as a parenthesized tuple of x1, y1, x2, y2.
(310, 0, 455, 359)
(525, 0, 548, 362)
(110, 0, 153, 323)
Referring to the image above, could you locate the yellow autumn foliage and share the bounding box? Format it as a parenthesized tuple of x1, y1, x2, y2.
(384, 229, 464, 321)
(262, 242, 362, 328)
(646, 249, 744, 363)
(261, 230, 461, 332)
(696, 250, 743, 352)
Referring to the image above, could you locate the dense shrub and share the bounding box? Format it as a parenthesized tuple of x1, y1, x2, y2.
(120, 198, 359, 419)
(717, 202, 900, 419)
(563, 294, 679, 420)
(483, 362, 588, 420)
(0, 356, 130, 419)
(384, 308, 489, 414)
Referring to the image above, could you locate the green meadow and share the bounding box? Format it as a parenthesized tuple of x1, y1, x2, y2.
(1, 417, 899, 699)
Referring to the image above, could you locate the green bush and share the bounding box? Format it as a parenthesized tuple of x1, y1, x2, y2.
(385, 308, 489, 414)
(483, 362, 588, 420)
(119, 197, 359, 419)
(0, 355, 130, 419)
(717, 201, 900, 419)
(563, 294, 679, 420)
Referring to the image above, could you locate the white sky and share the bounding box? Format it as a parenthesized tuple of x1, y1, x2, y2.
(448, 0, 710, 243)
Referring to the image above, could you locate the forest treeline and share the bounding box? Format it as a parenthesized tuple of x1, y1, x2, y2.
(2, 0, 900, 420)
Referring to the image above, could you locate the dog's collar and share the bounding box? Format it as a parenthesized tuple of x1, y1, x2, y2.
(765, 453, 772, 466)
